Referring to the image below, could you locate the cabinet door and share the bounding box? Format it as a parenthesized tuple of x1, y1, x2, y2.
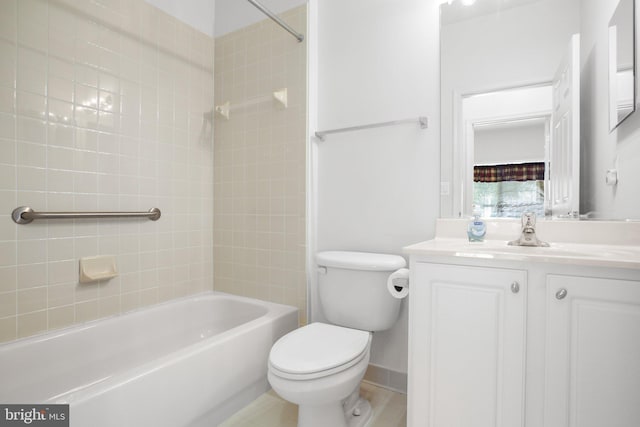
(408, 263, 526, 427)
(545, 275, 640, 427)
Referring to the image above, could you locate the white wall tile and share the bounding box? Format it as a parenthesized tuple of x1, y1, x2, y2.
(17, 117, 47, 144)
(48, 305, 75, 330)
(46, 169, 73, 193)
(47, 260, 76, 285)
(17, 310, 47, 338)
(0, 40, 16, 89)
(73, 172, 98, 194)
(0, 164, 16, 190)
(1, 0, 214, 343)
(16, 91, 46, 120)
(0, 1, 17, 42)
(48, 76, 74, 106)
(17, 166, 46, 191)
(17, 286, 47, 314)
(0, 114, 16, 140)
(47, 238, 74, 262)
(0, 266, 17, 294)
(0, 291, 17, 318)
(0, 317, 17, 343)
(48, 99, 74, 124)
(16, 48, 47, 95)
(17, 239, 47, 265)
(17, 263, 46, 289)
(17, 0, 48, 43)
(0, 87, 15, 115)
(16, 142, 45, 169)
(46, 192, 74, 212)
(47, 123, 74, 148)
(213, 6, 306, 321)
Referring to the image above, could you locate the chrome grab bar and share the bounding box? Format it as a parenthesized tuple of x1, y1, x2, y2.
(12, 206, 161, 224)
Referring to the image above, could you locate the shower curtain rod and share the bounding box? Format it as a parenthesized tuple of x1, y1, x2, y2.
(246, 0, 304, 42)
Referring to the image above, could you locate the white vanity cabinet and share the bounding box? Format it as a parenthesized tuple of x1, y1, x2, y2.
(544, 275, 640, 427)
(407, 245, 640, 427)
(408, 262, 527, 427)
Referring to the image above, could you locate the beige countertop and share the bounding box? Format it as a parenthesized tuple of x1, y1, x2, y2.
(404, 219, 640, 270)
(404, 238, 640, 270)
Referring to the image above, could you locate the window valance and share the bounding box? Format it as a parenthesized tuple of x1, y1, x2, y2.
(474, 162, 545, 183)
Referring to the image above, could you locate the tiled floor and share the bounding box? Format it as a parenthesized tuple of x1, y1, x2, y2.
(219, 381, 407, 427)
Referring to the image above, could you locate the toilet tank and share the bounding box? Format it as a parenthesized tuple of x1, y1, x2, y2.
(316, 251, 406, 332)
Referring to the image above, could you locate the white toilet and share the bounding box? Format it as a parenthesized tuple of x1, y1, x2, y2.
(268, 251, 406, 427)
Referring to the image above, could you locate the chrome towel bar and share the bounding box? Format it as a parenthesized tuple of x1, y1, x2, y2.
(12, 206, 161, 224)
(315, 117, 428, 141)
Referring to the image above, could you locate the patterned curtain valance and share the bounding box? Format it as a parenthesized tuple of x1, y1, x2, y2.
(474, 162, 545, 183)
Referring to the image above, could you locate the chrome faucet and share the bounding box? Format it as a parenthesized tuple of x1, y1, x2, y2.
(508, 212, 549, 247)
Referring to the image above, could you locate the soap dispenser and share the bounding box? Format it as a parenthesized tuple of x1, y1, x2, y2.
(467, 210, 486, 242)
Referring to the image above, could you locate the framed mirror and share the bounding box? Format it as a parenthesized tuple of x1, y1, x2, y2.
(440, 0, 581, 219)
(608, 0, 636, 131)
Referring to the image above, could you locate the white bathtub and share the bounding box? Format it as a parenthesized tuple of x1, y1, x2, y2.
(0, 292, 298, 427)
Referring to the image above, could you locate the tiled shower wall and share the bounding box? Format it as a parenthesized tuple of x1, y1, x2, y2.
(213, 6, 307, 324)
(0, 0, 215, 343)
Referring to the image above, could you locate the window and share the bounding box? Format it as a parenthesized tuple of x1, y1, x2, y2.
(473, 162, 545, 218)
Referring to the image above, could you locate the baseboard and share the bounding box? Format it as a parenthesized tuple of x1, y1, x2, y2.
(363, 363, 407, 394)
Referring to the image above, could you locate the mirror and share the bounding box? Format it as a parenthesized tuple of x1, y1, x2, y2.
(460, 85, 552, 218)
(440, 0, 581, 219)
(609, 0, 636, 130)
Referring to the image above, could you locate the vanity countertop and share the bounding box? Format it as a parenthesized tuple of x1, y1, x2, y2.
(405, 219, 640, 270)
(404, 238, 640, 270)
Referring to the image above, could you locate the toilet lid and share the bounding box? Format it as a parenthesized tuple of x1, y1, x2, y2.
(269, 323, 370, 375)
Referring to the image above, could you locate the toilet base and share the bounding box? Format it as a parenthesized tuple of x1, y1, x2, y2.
(345, 396, 372, 427)
(297, 395, 372, 427)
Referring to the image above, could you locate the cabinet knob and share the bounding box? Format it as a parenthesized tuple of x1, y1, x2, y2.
(555, 288, 568, 300)
(511, 281, 520, 293)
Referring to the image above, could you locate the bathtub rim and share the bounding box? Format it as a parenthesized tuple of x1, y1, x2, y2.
(0, 291, 299, 405)
(0, 291, 296, 350)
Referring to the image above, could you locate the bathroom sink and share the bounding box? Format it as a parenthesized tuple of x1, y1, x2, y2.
(458, 240, 639, 259)
(459, 243, 603, 257)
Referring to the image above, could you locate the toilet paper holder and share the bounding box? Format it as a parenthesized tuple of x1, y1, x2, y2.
(387, 268, 410, 299)
(392, 276, 409, 292)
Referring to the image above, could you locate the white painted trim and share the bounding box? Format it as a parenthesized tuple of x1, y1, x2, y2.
(306, 0, 318, 324)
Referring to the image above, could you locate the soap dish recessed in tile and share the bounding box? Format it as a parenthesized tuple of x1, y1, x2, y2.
(79, 255, 118, 284)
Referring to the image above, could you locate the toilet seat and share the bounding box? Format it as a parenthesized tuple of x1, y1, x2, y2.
(269, 322, 371, 381)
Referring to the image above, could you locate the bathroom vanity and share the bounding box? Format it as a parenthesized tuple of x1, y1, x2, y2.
(405, 219, 640, 427)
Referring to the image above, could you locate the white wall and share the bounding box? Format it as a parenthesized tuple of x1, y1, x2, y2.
(145, 0, 216, 36)
(145, 0, 307, 38)
(475, 122, 546, 165)
(580, 0, 640, 219)
(310, 0, 440, 376)
(214, 0, 307, 37)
